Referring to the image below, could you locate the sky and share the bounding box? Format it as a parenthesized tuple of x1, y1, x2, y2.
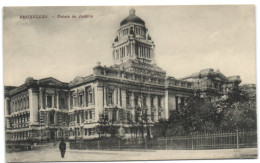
(3, 5, 256, 86)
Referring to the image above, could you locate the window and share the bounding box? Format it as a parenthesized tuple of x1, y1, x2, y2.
(181, 97, 185, 104)
(88, 129, 92, 135)
(73, 96, 76, 106)
(49, 111, 55, 124)
(81, 113, 84, 123)
(135, 111, 139, 122)
(47, 96, 52, 108)
(134, 95, 138, 106)
(112, 110, 117, 122)
(79, 94, 83, 106)
(88, 91, 92, 104)
(127, 112, 131, 121)
(151, 112, 154, 121)
(158, 112, 161, 119)
(158, 97, 161, 107)
(89, 111, 92, 119)
(60, 97, 65, 109)
(150, 97, 154, 107)
(108, 92, 113, 105)
(126, 93, 130, 105)
(77, 113, 80, 123)
(85, 111, 88, 120)
(85, 129, 88, 136)
(143, 96, 146, 107)
(119, 110, 123, 121)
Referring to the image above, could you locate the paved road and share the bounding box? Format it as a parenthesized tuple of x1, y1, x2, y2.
(6, 147, 257, 162)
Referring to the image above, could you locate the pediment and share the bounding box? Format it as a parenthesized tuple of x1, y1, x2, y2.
(212, 73, 228, 82)
(39, 77, 68, 87)
(70, 76, 84, 86)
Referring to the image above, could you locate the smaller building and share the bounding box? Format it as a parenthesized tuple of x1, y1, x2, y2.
(5, 77, 70, 148)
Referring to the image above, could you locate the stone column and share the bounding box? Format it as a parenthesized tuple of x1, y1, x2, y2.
(146, 95, 151, 121)
(57, 92, 59, 110)
(118, 88, 121, 106)
(83, 89, 86, 107)
(68, 92, 71, 110)
(154, 96, 158, 122)
(45, 95, 48, 108)
(131, 92, 135, 121)
(113, 88, 118, 105)
(95, 85, 103, 121)
(52, 95, 54, 108)
(29, 88, 39, 125)
(104, 87, 107, 106)
(39, 88, 43, 110)
(4, 97, 10, 116)
(121, 89, 126, 108)
(138, 95, 141, 107)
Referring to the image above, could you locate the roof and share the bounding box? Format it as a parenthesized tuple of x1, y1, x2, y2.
(120, 8, 145, 26)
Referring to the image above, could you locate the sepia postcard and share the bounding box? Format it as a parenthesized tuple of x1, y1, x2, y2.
(3, 6, 257, 162)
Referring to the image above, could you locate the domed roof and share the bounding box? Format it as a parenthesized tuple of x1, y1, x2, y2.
(120, 8, 145, 26)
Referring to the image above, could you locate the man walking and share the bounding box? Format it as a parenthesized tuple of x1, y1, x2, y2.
(59, 139, 66, 158)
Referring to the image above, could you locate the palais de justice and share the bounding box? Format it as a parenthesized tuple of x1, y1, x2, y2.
(4, 9, 241, 144)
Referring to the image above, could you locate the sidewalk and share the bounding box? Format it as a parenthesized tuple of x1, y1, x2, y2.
(65, 148, 258, 160)
(6, 148, 258, 162)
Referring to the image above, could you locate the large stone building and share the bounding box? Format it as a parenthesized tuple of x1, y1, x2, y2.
(4, 9, 241, 145)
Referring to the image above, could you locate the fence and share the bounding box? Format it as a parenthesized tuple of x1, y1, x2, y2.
(70, 130, 257, 150)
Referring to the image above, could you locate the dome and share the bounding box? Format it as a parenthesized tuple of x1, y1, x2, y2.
(120, 8, 145, 26)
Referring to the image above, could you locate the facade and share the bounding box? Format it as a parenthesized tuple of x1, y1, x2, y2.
(4, 9, 241, 144)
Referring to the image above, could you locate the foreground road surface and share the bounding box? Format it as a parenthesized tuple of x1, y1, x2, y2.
(6, 147, 257, 162)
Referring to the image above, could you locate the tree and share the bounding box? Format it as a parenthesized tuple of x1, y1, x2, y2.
(95, 113, 120, 139)
(154, 84, 256, 136)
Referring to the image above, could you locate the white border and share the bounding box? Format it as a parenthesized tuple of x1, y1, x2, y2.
(1, 1, 259, 163)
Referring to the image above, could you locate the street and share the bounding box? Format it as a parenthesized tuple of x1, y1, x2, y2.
(5, 145, 257, 162)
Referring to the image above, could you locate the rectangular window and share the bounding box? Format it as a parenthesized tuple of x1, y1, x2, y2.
(127, 112, 131, 121)
(112, 110, 117, 122)
(81, 113, 84, 123)
(89, 92, 92, 103)
(126, 93, 130, 105)
(143, 96, 146, 107)
(85, 111, 88, 120)
(88, 129, 92, 135)
(108, 92, 113, 105)
(89, 111, 92, 119)
(158, 112, 161, 120)
(135, 111, 139, 122)
(150, 97, 154, 107)
(49, 111, 55, 124)
(119, 110, 123, 121)
(158, 97, 161, 107)
(77, 113, 80, 123)
(79, 94, 83, 106)
(47, 96, 52, 108)
(60, 97, 65, 109)
(85, 129, 88, 136)
(134, 95, 138, 106)
(73, 96, 76, 106)
(151, 112, 154, 121)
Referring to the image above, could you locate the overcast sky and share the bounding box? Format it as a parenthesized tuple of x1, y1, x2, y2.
(3, 5, 256, 86)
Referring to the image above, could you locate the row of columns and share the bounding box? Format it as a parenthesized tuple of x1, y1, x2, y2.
(9, 95, 29, 114)
(12, 131, 30, 140)
(114, 45, 129, 60)
(11, 114, 30, 128)
(72, 110, 94, 124)
(69, 87, 95, 109)
(137, 45, 151, 59)
(39, 88, 62, 110)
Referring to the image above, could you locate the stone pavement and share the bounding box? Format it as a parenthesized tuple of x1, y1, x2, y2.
(6, 147, 257, 162)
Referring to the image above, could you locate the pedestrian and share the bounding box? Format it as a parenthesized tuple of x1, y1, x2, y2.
(59, 139, 66, 158)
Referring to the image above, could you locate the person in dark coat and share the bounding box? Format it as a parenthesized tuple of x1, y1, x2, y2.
(59, 139, 66, 158)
